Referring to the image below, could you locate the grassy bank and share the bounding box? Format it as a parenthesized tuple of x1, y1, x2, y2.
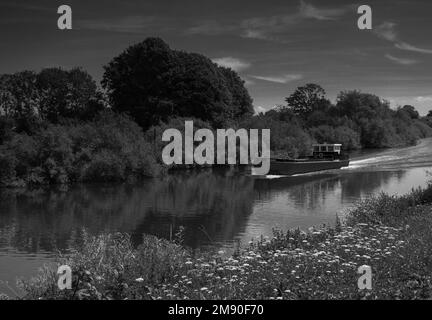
(3, 180, 432, 300)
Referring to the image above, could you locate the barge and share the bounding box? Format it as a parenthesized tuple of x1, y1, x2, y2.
(269, 143, 350, 175)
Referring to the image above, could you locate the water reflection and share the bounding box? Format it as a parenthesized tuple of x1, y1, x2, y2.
(1, 166, 427, 255)
(0, 168, 256, 252)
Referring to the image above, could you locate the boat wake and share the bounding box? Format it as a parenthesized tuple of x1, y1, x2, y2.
(347, 155, 401, 169)
(345, 138, 432, 172)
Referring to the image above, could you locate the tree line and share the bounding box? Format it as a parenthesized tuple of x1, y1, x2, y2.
(1, 37, 431, 186)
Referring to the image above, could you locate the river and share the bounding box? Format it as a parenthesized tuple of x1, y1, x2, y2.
(1, 138, 431, 295)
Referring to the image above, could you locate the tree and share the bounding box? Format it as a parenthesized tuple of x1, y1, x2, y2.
(335, 90, 390, 119)
(285, 83, 328, 117)
(0, 68, 104, 128)
(0, 71, 41, 132)
(427, 110, 432, 117)
(102, 37, 253, 129)
(219, 67, 253, 120)
(397, 105, 419, 119)
(37, 67, 104, 122)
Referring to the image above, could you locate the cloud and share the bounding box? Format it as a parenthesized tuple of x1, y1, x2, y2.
(415, 96, 432, 103)
(187, 1, 350, 42)
(249, 74, 303, 84)
(186, 21, 236, 36)
(254, 106, 267, 114)
(374, 22, 398, 41)
(395, 42, 432, 54)
(212, 57, 251, 72)
(299, 0, 348, 21)
(374, 22, 432, 55)
(385, 54, 418, 65)
(244, 79, 255, 86)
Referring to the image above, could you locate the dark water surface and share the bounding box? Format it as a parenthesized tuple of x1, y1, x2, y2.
(1, 138, 432, 295)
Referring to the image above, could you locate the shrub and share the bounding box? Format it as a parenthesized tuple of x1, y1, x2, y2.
(0, 111, 162, 186)
(0, 150, 16, 184)
(18, 232, 188, 300)
(310, 125, 361, 150)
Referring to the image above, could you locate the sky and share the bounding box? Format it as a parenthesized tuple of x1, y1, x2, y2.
(0, 0, 431, 115)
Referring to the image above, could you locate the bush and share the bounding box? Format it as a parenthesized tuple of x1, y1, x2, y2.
(310, 125, 361, 150)
(0, 151, 16, 184)
(346, 181, 432, 226)
(18, 232, 188, 300)
(0, 111, 162, 186)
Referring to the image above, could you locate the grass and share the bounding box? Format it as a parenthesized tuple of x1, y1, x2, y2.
(5, 181, 432, 300)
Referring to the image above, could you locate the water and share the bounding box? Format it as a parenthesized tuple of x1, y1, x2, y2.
(1, 138, 431, 295)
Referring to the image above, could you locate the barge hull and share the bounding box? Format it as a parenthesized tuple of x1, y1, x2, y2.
(269, 159, 350, 175)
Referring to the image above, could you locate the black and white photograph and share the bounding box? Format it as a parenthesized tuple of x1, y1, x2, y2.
(1, 0, 432, 309)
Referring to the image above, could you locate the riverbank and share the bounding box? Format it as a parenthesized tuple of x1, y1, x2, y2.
(3, 179, 431, 300)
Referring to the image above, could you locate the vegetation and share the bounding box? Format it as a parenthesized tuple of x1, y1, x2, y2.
(0, 68, 104, 131)
(0, 111, 161, 187)
(102, 37, 253, 130)
(7, 181, 432, 300)
(1, 37, 431, 186)
(246, 86, 432, 156)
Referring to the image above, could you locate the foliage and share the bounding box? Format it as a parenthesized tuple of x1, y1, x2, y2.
(0, 111, 162, 186)
(242, 113, 313, 158)
(0, 68, 104, 131)
(144, 117, 212, 165)
(397, 105, 419, 119)
(285, 83, 328, 117)
(102, 37, 253, 130)
(242, 86, 432, 156)
(17, 232, 188, 300)
(37, 68, 105, 122)
(309, 125, 361, 150)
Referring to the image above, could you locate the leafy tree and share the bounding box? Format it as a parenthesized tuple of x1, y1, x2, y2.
(397, 105, 419, 119)
(242, 113, 313, 158)
(37, 67, 104, 122)
(0, 71, 41, 132)
(0, 111, 161, 186)
(285, 83, 328, 117)
(427, 110, 432, 118)
(219, 67, 253, 120)
(0, 68, 104, 128)
(102, 37, 253, 130)
(310, 125, 361, 150)
(335, 90, 391, 119)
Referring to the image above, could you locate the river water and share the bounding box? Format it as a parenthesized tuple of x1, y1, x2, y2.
(1, 138, 431, 294)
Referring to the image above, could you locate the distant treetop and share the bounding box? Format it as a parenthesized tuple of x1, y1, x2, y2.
(102, 37, 254, 129)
